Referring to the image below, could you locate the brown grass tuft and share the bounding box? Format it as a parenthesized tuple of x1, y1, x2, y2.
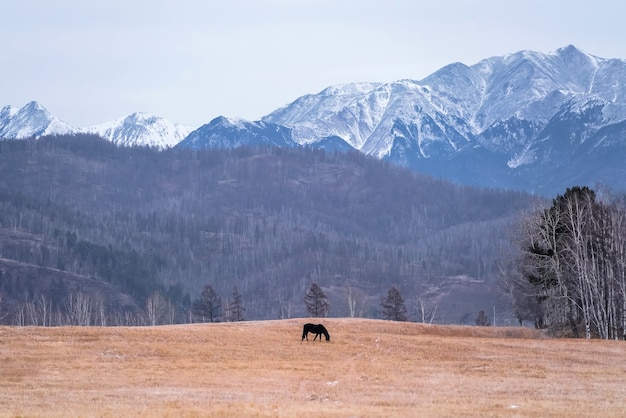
(1, 318, 625, 417)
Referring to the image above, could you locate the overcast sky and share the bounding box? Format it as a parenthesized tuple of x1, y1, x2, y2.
(2, 0, 625, 128)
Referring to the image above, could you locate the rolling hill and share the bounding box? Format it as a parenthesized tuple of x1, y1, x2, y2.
(0, 135, 535, 324)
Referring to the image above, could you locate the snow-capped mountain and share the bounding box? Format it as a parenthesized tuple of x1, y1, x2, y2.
(177, 115, 357, 154)
(82, 112, 193, 149)
(0, 101, 74, 139)
(0, 102, 192, 149)
(181, 45, 626, 195)
(4, 45, 626, 195)
(263, 45, 626, 158)
(177, 116, 295, 150)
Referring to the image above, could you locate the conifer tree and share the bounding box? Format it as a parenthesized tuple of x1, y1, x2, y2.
(304, 282, 330, 317)
(380, 285, 408, 321)
(227, 286, 245, 322)
(192, 284, 222, 323)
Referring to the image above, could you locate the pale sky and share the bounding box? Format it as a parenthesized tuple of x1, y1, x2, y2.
(2, 0, 625, 128)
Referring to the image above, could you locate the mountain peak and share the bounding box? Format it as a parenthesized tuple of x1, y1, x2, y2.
(23, 100, 45, 112)
(84, 112, 193, 149)
(0, 101, 74, 139)
(258, 45, 626, 194)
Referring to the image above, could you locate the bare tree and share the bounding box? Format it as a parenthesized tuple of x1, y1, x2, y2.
(226, 286, 245, 322)
(24, 295, 52, 326)
(94, 298, 107, 326)
(276, 290, 292, 319)
(145, 292, 168, 326)
(344, 284, 366, 318)
(515, 187, 626, 339)
(0, 294, 7, 324)
(304, 282, 330, 318)
(65, 292, 92, 326)
(15, 305, 26, 326)
(415, 297, 438, 324)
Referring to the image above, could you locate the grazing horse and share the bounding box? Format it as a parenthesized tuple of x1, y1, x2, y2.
(301, 323, 330, 341)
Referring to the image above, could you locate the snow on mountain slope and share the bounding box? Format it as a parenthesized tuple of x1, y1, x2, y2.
(257, 45, 626, 194)
(4, 45, 625, 195)
(263, 45, 626, 161)
(0, 102, 192, 149)
(83, 112, 193, 149)
(176, 116, 296, 150)
(0, 101, 74, 139)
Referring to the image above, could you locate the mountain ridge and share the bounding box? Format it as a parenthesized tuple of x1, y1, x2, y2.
(2, 45, 625, 195)
(0, 102, 192, 149)
(81, 112, 193, 148)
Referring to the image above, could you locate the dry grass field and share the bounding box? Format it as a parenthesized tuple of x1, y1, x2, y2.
(1, 318, 625, 417)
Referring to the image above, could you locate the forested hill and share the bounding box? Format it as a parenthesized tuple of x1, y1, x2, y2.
(0, 135, 535, 324)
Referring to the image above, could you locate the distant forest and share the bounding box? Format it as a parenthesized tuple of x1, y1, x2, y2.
(0, 135, 536, 325)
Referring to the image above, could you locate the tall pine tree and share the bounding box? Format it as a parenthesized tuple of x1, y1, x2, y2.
(380, 286, 408, 321)
(304, 282, 330, 318)
(192, 284, 222, 323)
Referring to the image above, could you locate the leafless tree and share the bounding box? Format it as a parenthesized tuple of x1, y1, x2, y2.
(94, 298, 107, 326)
(145, 292, 169, 326)
(344, 284, 366, 318)
(23, 295, 52, 326)
(0, 294, 7, 324)
(415, 297, 438, 324)
(515, 187, 626, 339)
(65, 292, 92, 326)
(226, 286, 245, 322)
(276, 290, 292, 319)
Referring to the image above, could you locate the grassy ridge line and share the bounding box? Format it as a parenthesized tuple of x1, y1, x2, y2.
(1, 319, 625, 417)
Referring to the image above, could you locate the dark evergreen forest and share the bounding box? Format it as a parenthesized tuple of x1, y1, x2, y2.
(0, 135, 535, 325)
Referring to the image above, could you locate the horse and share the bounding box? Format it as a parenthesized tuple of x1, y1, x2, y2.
(301, 323, 330, 342)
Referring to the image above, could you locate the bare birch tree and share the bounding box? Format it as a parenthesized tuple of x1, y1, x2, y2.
(344, 284, 365, 318)
(415, 297, 438, 324)
(65, 292, 92, 326)
(515, 187, 626, 339)
(145, 292, 168, 326)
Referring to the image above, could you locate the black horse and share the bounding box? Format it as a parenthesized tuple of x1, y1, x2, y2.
(301, 323, 330, 341)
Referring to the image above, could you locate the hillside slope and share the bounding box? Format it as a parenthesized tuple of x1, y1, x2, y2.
(0, 135, 535, 323)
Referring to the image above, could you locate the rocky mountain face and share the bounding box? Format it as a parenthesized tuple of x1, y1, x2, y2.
(177, 116, 296, 150)
(259, 45, 626, 195)
(3, 46, 625, 195)
(180, 45, 626, 195)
